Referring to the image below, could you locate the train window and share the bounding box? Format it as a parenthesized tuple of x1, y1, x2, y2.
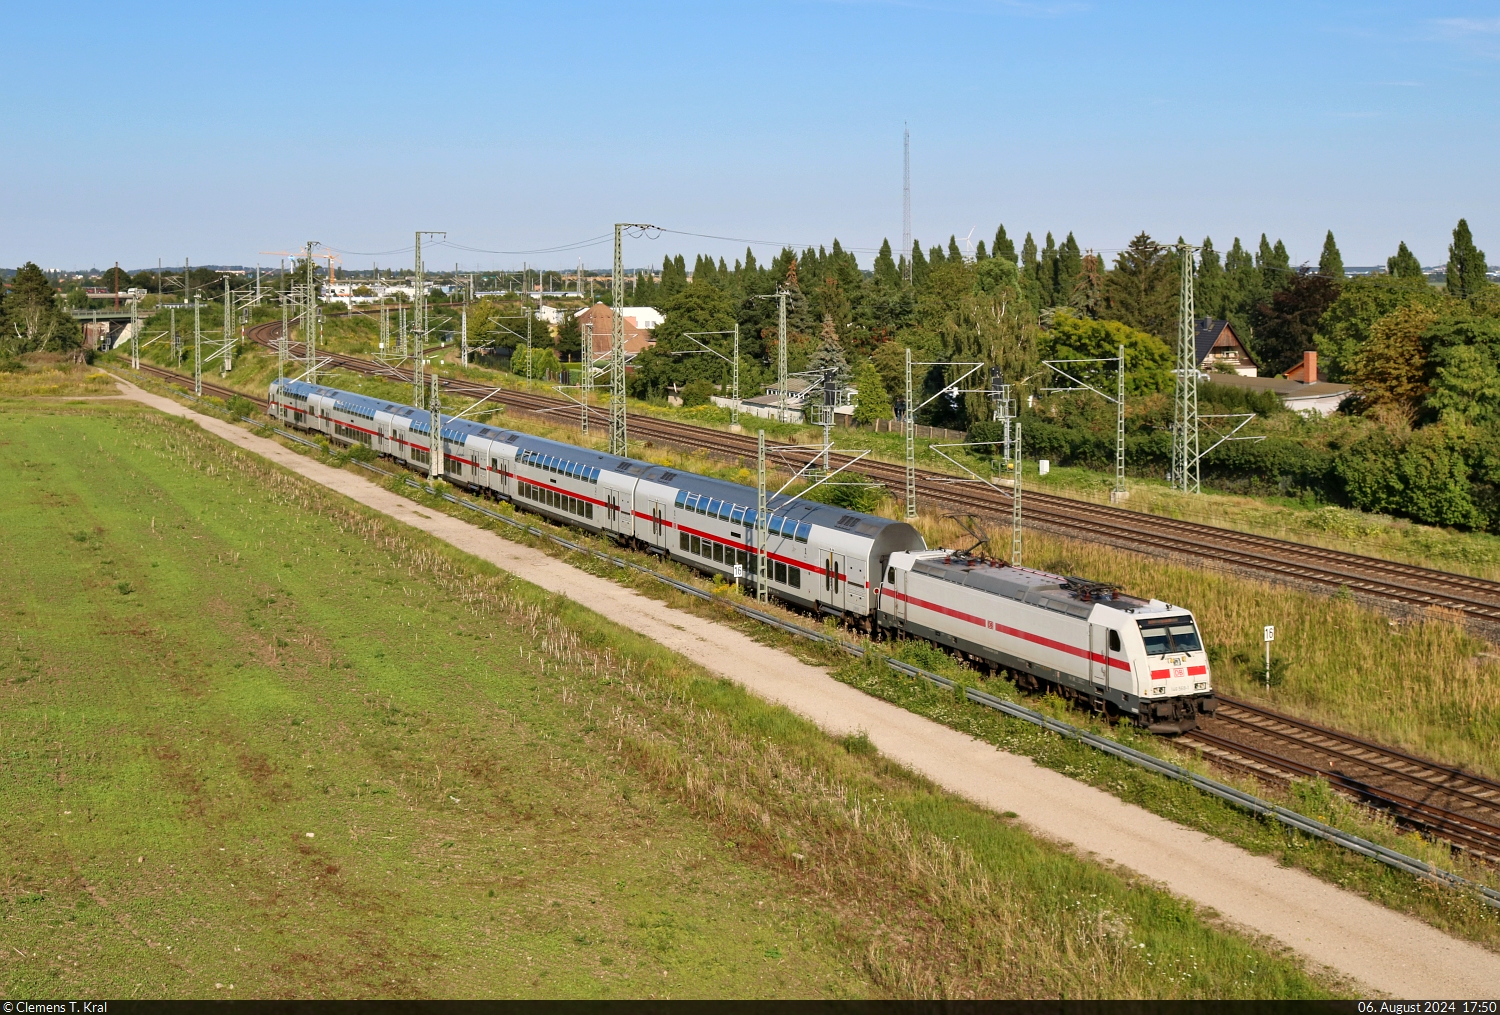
(586, 503, 594, 519)
(730, 506, 745, 524)
(1108, 630, 1121, 653)
(775, 561, 788, 584)
(795, 522, 811, 543)
(680, 532, 689, 551)
(684, 493, 698, 512)
(713, 542, 725, 564)
(887, 567, 895, 584)
(767, 517, 781, 537)
(788, 565, 801, 589)
(737, 549, 749, 568)
(675, 491, 687, 508)
(690, 535, 701, 556)
(1136, 616, 1202, 655)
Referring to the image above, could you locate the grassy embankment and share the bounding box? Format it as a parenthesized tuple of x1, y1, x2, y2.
(0, 400, 1335, 999)
(0, 355, 120, 398)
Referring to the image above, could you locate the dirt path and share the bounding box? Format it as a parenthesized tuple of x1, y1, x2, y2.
(110, 380, 1500, 997)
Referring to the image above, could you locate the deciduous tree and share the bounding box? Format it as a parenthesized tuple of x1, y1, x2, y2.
(1387, 242, 1423, 279)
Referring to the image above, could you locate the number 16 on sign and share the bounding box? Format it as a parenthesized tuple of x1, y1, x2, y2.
(1263, 625, 1275, 691)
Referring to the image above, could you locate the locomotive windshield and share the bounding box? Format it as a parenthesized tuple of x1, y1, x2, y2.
(1136, 616, 1203, 655)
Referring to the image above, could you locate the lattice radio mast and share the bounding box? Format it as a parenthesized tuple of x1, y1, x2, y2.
(902, 124, 912, 285)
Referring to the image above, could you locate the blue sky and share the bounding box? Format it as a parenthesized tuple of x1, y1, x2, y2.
(4, 1, 1499, 274)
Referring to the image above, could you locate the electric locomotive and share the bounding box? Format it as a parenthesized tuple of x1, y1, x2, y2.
(880, 550, 1215, 732)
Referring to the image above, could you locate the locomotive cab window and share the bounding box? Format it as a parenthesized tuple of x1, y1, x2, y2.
(1136, 616, 1202, 655)
(887, 567, 895, 584)
(1108, 630, 1121, 653)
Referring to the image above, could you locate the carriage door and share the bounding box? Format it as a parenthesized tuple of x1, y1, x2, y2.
(1088, 624, 1110, 699)
(650, 502, 665, 544)
(824, 552, 846, 611)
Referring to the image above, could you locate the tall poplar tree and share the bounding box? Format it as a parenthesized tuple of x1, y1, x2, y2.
(873, 239, 899, 287)
(1318, 230, 1344, 280)
(910, 241, 929, 286)
(1446, 218, 1489, 298)
(992, 224, 1017, 264)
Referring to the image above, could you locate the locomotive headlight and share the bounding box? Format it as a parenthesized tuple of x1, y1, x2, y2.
(1194, 681, 1207, 690)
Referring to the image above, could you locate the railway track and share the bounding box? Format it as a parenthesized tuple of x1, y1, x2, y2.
(244, 322, 1500, 627)
(126, 342, 1500, 861)
(1183, 701, 1500, 861)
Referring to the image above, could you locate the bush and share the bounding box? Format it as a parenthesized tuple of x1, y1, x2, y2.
(226, 396, 259, 420)
(803, 471, 885, 513)
(680, 378, 715, 407)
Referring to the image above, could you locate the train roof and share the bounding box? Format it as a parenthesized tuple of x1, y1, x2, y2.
(276, 379, 917, 537)
(904, 550, 1180, 617)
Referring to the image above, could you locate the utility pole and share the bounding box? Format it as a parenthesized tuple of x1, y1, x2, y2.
(731, 322, 740, 427)
(581, 322, 594, 434)
(756, 429, 769, 603)
(428, 370, 441, 484)
(304, 242, 319, 384)
(902, 123, 912, 285)
(184, 258, 191, 305)
(193, 299, 202, 397)
(610, 228, 626, 456)
(1115, 342, 1127, 501)
(379, 302, 390, 357)
(399, 306, 408, 357)
(221, 276, 233, 373)
(1011, 421, 1023, 565)
(278, 300, 288, 379)
(525, 303, 533, 389)
(255, 263, 261, 302)
(129, 298, 140, 370)
(1172, 242, 1199, 493)
(904, 347, 916, 520)
(169, 307, 178, 363)
(460, 306, 468, 367)
(413, 232, 426, 408)
(776, 288, 788, 421)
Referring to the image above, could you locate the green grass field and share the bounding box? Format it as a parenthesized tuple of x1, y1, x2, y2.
(0, 400, 1336, 999)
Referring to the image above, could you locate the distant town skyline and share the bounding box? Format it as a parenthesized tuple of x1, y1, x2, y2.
(4, 2, 1498, 272)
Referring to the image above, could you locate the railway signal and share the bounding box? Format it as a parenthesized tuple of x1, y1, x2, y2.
(1263, 624, 1275, 691)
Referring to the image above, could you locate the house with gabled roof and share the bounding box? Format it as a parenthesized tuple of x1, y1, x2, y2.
(1194, 319, 1258, 376)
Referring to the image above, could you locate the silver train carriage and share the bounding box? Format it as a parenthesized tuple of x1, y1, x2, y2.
(879, 550, 1216, 732)
(267, 378, 926, 620)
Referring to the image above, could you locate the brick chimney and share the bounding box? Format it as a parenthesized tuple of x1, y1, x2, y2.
(1303, 350, 1317, 384)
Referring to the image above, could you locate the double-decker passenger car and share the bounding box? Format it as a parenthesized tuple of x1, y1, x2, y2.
(266, 378, 927, 622)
